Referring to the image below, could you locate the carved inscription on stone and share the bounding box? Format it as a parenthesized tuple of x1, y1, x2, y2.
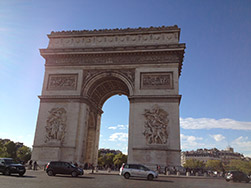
(143, 105, 169, 145)
(47, 74, 78, 90)
(45, 108, 67, 143)
(141, 72, 173, 89)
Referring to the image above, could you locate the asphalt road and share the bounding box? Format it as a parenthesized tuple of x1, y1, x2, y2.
(0, 170, 250, 188)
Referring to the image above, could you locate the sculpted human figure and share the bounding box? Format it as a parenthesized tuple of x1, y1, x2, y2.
(45, 108, 67, 143)
(143, 105, 169, 144)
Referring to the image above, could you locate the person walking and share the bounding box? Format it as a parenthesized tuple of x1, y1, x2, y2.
(33, 161, 37, 170)
(29, 160, 33, 170)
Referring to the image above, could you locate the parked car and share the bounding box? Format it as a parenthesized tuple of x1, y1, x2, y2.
(119, 163, 158, 180)
(46, 161, 84, 177)
(225, 171, 250, 183)
(0, 158, 26, 176)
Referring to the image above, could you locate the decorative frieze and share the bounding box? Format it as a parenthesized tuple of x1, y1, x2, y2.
(47, 74, 78, 90)
(45, 108, 67, 143)
(143, 105, 169, 145)
(48, 31, 179, 49)
(45, 52, 181, 66)
(141, 72, 173, 89)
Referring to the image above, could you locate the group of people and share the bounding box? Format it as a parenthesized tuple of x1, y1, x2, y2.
(28, 160, 38, 170)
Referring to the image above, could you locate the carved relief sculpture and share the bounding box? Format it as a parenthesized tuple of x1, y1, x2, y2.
(143, 105, 169, 144)
(47, 74, 78, 90)
(141, 72, 173, 89)
(45, 108, 67, 143)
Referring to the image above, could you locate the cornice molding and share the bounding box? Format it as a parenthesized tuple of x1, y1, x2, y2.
(38, 95, 103, 114)
(40, 43, 185, 56)
(48, 25, 180, 37)
(129, 95, 182, 104)
(46, 26, 181, 49)
(132, 147, 181, 152)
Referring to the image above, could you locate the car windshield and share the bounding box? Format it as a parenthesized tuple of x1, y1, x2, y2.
(4, 159, 15, 164)
(70, 164, 76, 168)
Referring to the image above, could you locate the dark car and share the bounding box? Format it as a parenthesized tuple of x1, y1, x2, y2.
(46, 161, 84, 177)
(225, 171, 250, 183)
(0, 158, 26, 176)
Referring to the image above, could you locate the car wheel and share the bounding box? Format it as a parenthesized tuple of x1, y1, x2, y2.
(246, 179, 250, 183)
(226, 179, 230, 182)
(124, 173, 130, 179)
(47, 170, 54, 176)
(147, 174, 154, 181)
(19, 173, 24, 177)
(4, 169, 11, 176)
(71, 171, 78, 177)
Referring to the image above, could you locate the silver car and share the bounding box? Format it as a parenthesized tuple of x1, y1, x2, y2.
(119, 164, 158, 180)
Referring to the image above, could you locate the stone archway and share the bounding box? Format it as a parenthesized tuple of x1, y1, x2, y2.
(32, 25, 185, 169)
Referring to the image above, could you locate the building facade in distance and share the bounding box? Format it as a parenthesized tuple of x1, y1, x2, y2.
(181, 147, 244, 165)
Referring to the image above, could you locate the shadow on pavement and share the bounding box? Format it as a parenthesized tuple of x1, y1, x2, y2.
(128, 177, 173, 183)
(52, 175, 95, 179)
(0, 174, 36, 178)
(90, 173, 119, 176)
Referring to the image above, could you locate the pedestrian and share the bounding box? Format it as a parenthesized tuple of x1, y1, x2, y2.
(29, 160, 33, 170)
(91, 163, 94, 173)
(33, 161, 37, 170)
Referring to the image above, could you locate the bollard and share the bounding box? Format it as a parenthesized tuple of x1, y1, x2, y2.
(204, 172, 207, 177)
(177, 172, 180, 176)
(166, 171, 170, 175)
(186, 172, 190, 176)
(195, 172, 199, 176)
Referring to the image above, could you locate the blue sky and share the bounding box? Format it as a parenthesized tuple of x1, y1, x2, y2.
(0, 0, 251, 157)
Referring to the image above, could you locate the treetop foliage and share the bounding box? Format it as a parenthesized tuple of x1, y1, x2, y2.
(0, 139, 31, 163)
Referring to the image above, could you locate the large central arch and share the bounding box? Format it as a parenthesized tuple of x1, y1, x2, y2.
(32, 26, 186, 169)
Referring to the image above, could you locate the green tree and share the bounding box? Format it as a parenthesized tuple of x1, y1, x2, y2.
(226, 160, 251, 175)
(183, 159, 205, 169)
(0, 142, 8, 157)
(17, 146, 31, 163)
(97, 153, 115, 167)
(113, 152, 127, 167)
(205, 160, 223, 172)
(105, 153, 115, 166)
(4, 141, 17, 159)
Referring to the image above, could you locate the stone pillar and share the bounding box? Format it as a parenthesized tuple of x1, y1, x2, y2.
(32, 101, 82, 165)
(74, 103, 89, 163)
(128, 98, 181, 168)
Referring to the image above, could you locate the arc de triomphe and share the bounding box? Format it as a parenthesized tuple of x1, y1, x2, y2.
(32, 25, 186, 169)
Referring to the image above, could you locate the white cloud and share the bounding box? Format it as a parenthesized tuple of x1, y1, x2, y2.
(108, 124, 128, 130)
(109, 133, 128, 142)
(210, 134, 225, 142)
(181, 134, 205, 150)
(231, 136, 251, 153)
(180, 118, 251, 130)
(108, 127, 117, 130)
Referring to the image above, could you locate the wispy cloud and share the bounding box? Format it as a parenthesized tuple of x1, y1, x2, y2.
(109, 133, 128, 142)
(180, 118, 251, 130)
(108, 124, 128, 130)
(181, 134, 205, 150)
(210, 134, 225, 142)
(231, 136, 251, 153)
